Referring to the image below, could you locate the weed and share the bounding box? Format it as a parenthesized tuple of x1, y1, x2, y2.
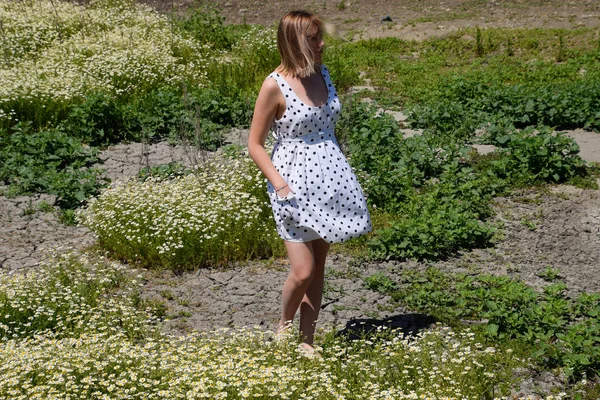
(379, 267, 600, 380)
(176, 298, 190, 307)
(537, 266, 562, 282)
(37, 200, 54, 213)
(506, 37, 514, 56)
(0, 124, 108, 210)
(138, 162, 191, 182)
(160, 290, 175, 300)
(364, 272, 398, 293)
(476, 26, 484, 57)
(557, 32, 567, 62)
(58, 209, 77, 226)
(521, 219, 537, 231)
(21, 199, 36, 216)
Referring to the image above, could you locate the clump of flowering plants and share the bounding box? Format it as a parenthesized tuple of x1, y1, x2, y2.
(0, 249, 153, 341)
(77, 156, 284, 270)
(0, 251, 564, 399)
(0, 320, 553, 399)
(0, 0, 209, 124)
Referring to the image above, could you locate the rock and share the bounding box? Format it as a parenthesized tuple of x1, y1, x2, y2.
(471, 144, 497, 155)
(400, 128, 423, 138)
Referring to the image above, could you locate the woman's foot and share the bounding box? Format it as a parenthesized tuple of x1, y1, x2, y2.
(274, 320, 293, 342)
(297, 343, 322, 359)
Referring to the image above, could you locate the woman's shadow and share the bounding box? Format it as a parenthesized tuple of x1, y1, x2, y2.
(337, 313, 436, 340)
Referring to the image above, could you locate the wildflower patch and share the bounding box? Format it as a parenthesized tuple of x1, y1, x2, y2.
(0, 324, 533, 399)
(0, 250, 152, 340)
(77, 157, 284, 270)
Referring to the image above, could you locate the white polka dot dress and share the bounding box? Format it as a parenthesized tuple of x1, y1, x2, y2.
(266, 65, 372, 243)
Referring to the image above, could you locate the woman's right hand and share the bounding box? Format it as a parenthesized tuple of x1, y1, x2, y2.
(275, 184, 293, 199)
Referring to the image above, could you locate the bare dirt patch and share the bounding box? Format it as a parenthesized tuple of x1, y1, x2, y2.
(151, 0, 600, 41)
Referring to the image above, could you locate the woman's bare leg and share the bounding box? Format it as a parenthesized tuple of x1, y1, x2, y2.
(299, 238, 329, 346)
(278, 240, 316, 333)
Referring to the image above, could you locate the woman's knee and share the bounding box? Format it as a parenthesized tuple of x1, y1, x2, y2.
(289, 266, 314, 285)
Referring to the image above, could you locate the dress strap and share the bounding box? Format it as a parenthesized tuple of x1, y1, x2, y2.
(320, 65, 335, 94)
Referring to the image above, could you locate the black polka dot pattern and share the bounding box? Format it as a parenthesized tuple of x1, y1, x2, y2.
(266, 65, 372, 244)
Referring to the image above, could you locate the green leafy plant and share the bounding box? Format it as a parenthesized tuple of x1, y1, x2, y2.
(37, 200, 54, 213)
(138, 162, 191, 182)
(521, 219, 537, 231)
(489, 125, 586, 185)
(0, 123, 109, 209)
(537, 266, 562, 282)
(61, 91, 139, 146)
(382, 268, 600, 380)
(364, 272, 397, 293)
(172, 4, 234, 50)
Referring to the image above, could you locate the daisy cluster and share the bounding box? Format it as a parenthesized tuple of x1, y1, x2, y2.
(0, 0, 209, 121)
(76, 157, 283, 269)
(0, 316, 552, 400)
(0, 249, 153, 341)
(230, 26, 278, 58)
(0, 251, 564, 399)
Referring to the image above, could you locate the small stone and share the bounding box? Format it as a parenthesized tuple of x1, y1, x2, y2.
(472, 144, 497, 155)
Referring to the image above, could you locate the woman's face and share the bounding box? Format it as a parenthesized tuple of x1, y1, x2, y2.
(308, 31, 325, 63)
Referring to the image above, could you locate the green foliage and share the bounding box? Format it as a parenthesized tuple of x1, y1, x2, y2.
(61, 91, 139, 146)
(475, 26, 484, 57)
(37, 200, 54, 213)
(324, 43, 362, 92)
(488, 125, 586, 185)
(341, 98, 587, 261)
(537, 266, 562, 282)
(370, 186, 497, 260)
(59, 86, 251, 148)
(409, 78, 600, 134)
(0, 123, 109, 209)
(386, 268, 600, 380)
(172, 4, 234, 50)
(337, 99, 412, 208)
(58, 208, 78, 226)
(186, 87, 253, 128)
(138, 162, 191, 182)
(363, 272, 397, 293)
(205, 26, 279, 98)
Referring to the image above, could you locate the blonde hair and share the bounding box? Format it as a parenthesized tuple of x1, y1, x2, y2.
(276, 10, 329, 78)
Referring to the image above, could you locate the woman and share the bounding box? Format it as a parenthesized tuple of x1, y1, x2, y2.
(248, 10, 372, 354)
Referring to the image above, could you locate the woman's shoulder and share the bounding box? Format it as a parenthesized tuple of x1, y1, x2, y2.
(257, 74, 285, 104)
(260, 75, 280, 92)
(264, 69, 284, 86)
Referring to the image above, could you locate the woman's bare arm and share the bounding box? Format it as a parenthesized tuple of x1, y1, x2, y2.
(248, 78, 292, 196)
